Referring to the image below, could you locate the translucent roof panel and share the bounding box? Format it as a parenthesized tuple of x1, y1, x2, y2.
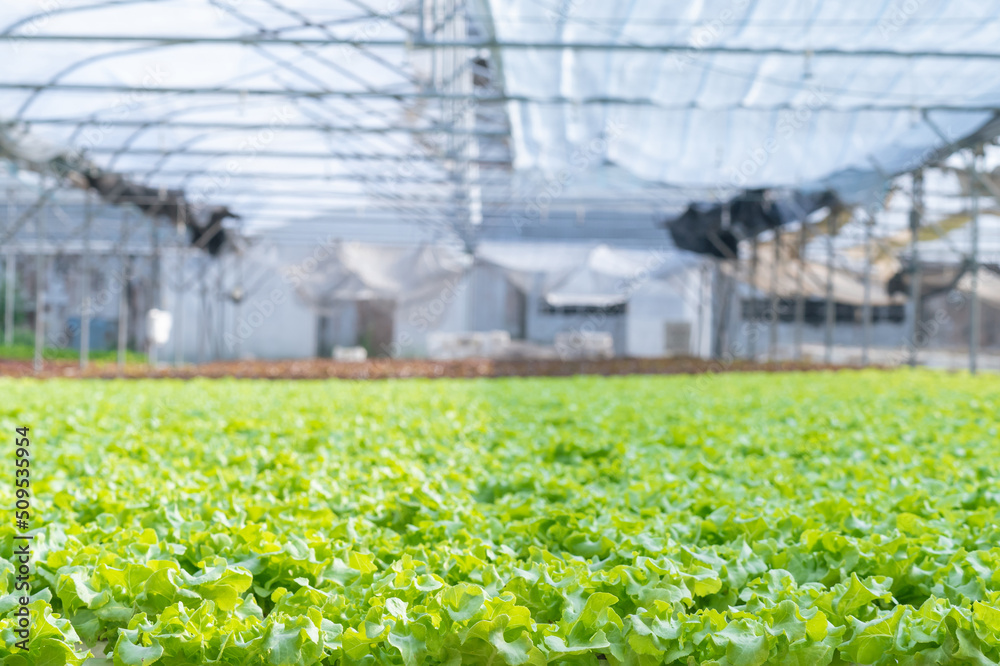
(2, 0, 1000, 239)
(485, 0, 1000, 203)
(0, 0, 456, 231)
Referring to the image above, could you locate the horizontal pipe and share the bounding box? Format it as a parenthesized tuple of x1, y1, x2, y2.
(85, 146, 512, 165)
(5, 34, 1000, 59)
(8, 118, 509, 137)
(0, 82, 996, 112)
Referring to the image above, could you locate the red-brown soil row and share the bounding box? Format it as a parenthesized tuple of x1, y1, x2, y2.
(0, 356, 852, 380)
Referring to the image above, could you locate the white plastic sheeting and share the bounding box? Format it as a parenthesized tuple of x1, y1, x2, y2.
(477, 242, 701, 305)
(486, 0, 1000, 203)
(3, 0, 999, 231)
(283, 240, 702, 309)
(283, 242, 474, 308)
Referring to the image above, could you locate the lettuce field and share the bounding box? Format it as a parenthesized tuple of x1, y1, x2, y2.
(1, 371, 999, 665)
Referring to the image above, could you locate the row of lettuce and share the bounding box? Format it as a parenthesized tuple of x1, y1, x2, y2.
(0, 372, 997, 664)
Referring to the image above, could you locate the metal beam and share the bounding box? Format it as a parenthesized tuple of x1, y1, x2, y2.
(84, 146, 512, 165)
(1, 83, 999, 112)
(10, 118, 508, 137)
(118, 170, 502, 184)
(9, 34, 1000, 59)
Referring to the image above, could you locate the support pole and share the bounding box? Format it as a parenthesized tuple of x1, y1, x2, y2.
(824, 214, 835, 364)
(908, 169, 923, 367)
(4, 188, 14, 346)
(418, 0, 426, 42)
(33, 196, 45, 374)
(698, 262, 708, 358)
(969, 151, 981, 374)
(862, 212, 874, 366)
(711, 261, 726, 359)
(748, 236, 759, 360)
(150, 202, 161, 368)
(4, 250, 13, 347)
(712, 204, 733, 359)
(198, 263, 208, 364)
(235, 250, 243, 359)
(174, 254, 185, 366)
(769, 231, 780, 362)
(175, 204, 186, 366)
(795, 222, 806, 360)
(117, 211, 129, 371)
(216, 257, 225, 360)
(80, 191, 92, 369)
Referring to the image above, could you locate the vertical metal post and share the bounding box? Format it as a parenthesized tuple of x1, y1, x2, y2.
(711, 261, 725, 359)
(33, 195, 45, 374)
(198, 263, 208, 364)
(216, 257, 225, 360)
(174, 256, 185, 366)
(117, 211, 129, 370)
(152, 205, 162, 312)
(80, 191, 92, 369)
(969, 151, 981, 374)
(4, 250, 13, 347)
(150, 209, 161, 368)
(4, 188, 14, 346)
(175, 205, 186, 366)
(117, 257, 129, 370)
(234, 249, 243, 359)
(748, 235, 759, 360)
(908, 169, 923, 367)
(824, 213, 835, 364)
(697, 262, 708, 358)
(795, 221, 806, 360)
(862, 212, 873, 366)
(769, 231, 780, 362)
(713, 204, 732, 359)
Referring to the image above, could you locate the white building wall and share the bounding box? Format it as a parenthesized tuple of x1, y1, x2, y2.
(162, 247, 317, 363)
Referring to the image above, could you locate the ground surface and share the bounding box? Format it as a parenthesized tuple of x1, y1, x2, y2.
(0, 372, 998, 665)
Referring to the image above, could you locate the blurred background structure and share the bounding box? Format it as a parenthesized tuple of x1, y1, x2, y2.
(2, 0, 1000, 371)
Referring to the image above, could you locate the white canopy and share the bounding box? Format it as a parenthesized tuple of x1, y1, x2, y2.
(3, 0, 1000, 237)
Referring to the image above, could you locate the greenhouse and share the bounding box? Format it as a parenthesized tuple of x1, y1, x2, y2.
(0, 1, 999, 664)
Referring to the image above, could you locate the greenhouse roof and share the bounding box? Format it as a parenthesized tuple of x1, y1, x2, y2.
(1, 0, 1000, 243)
